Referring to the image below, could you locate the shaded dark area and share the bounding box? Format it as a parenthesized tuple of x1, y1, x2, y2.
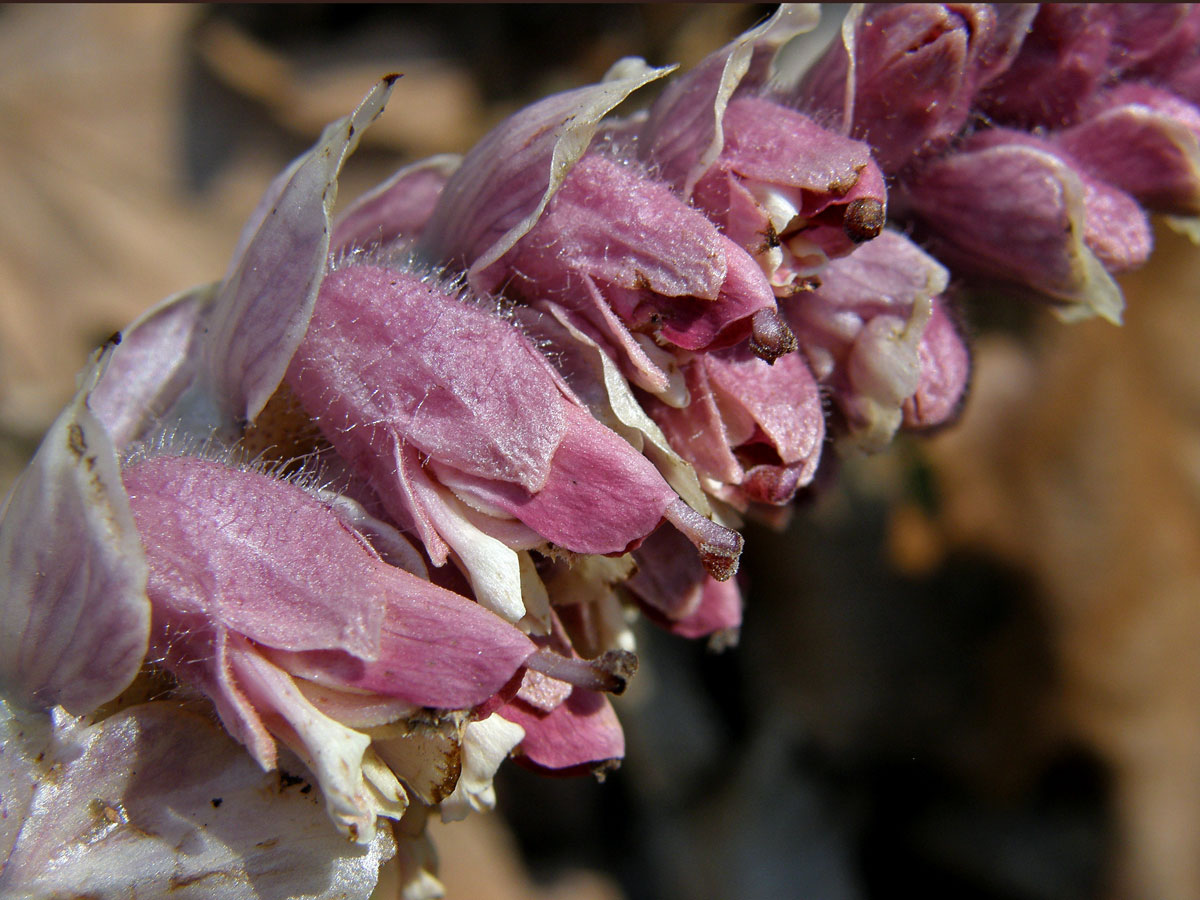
(500, 481, 1114, 900)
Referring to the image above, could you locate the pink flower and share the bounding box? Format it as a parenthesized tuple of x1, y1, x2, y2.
(897, 129, 1149, 323)
(645, 345, 825, 511)
(789, 3, 1200, 324)
(285, 261, 744, 625)
(638, 6, 887, 292)
(782, 230, 966, 451)
(121, 453, 536, 840)
(798, 4, 1036, 173)
(416, 62, 796, 403)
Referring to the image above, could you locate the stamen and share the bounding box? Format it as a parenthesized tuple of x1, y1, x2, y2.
(843, 198, 885, 244)
(749, 308, 798, 363)
(663, 498, 744, 581)
(525, 648, 639, 695)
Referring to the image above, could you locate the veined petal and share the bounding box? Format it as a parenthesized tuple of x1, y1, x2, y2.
(124, 456, 385, 661)
(0, 347, 149, 715)
(796, 4, 987, 172)
(333, 154, 461, 251)
(89, 283, 218, 451)
(194, 76, 398, 431)
(0, 701, 395, 900)
(502, 152, 727, 301)
(416, 61, 674, 290)
(900, 141, 1125, 324)
(639, 3, 819, 196)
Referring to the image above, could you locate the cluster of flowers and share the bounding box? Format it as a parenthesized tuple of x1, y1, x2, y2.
(2, 5, 1197, 898)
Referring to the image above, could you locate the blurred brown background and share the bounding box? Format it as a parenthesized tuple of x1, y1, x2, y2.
(2, 6, 1198, 900)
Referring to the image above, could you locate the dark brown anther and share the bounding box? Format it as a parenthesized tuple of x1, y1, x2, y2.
(843, 197, 885, 243)
(749, 308, 798, 364)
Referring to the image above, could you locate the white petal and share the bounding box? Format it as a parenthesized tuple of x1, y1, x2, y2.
(439, 714, 526, 823)
(0, 701, 394, 900)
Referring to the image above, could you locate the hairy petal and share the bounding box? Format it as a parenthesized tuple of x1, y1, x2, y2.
(124, 456, 385, 661)
(417, 60, 673, 290)
(289, 265, 568, 494)
(639, 3, 819, 196)
(126, 456, 535, 707)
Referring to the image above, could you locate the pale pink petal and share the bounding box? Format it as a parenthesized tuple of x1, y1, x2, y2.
(333, 154, 460, 251)
(0, 350, 149, 715)
(669, 576, 743, 642)
(1060, 84, 1200, 216)
(89, 283, 217, 450)
(416, 61, 673, 291)
(200, 77, 398, 428)
(899, 141, 1125, 323)
(514, 304, 711, 513)
(781, 230, 947, 449)
(125, 455, 535, 708)
(638, 4, 819, 196)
